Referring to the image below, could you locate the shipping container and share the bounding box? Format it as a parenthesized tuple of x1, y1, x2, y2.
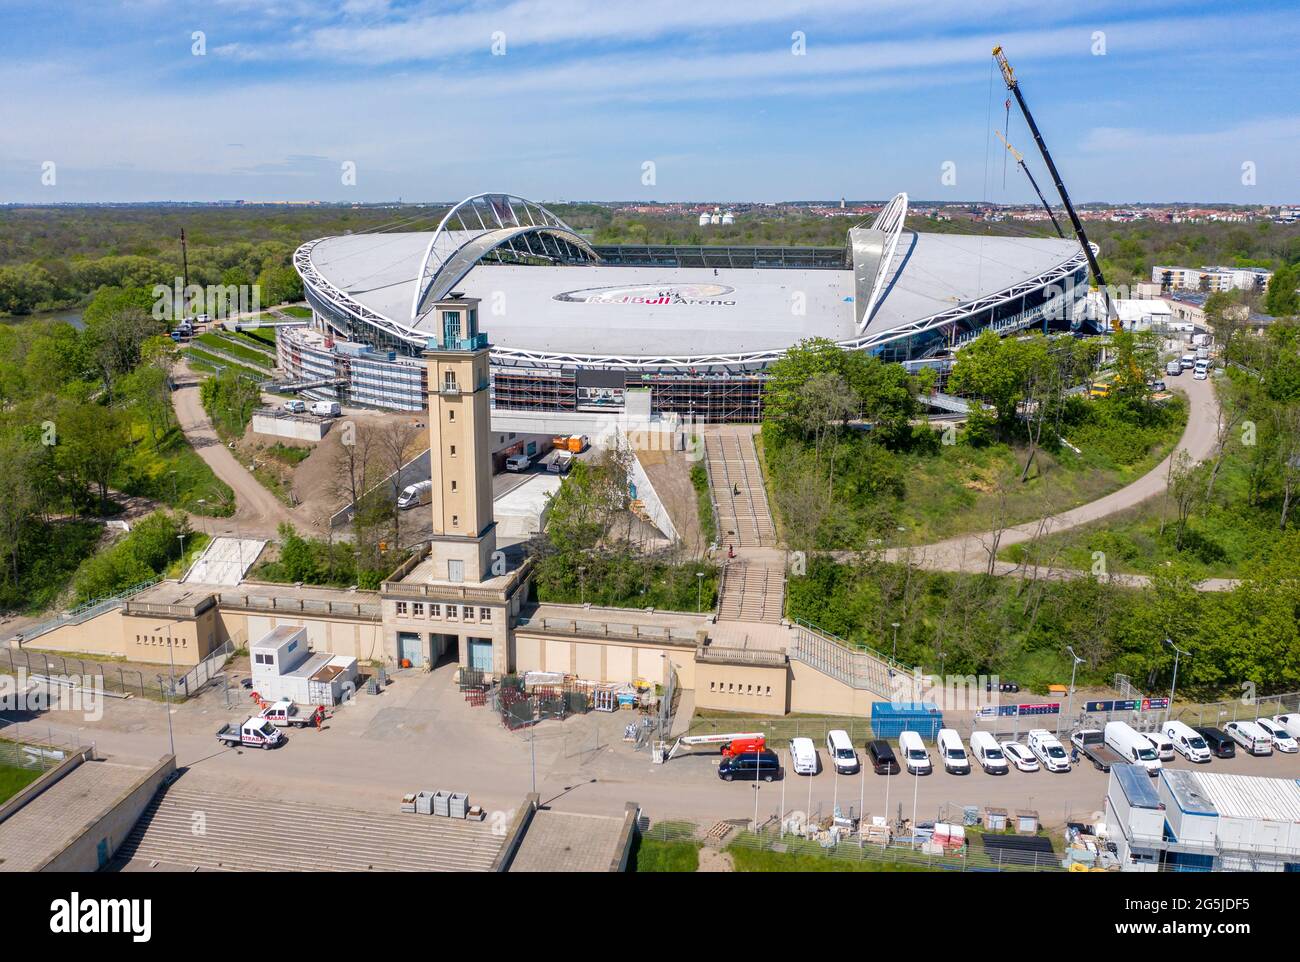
(871, 701, 943, 740)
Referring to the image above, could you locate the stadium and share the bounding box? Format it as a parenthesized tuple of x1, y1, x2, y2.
(287, 192, 1091, 420)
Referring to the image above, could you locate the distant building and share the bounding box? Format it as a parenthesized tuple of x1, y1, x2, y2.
(1152, 264, 1273, 294)
(1106, 764, 1300, 872)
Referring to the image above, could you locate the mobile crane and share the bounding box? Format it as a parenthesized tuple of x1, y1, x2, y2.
(994, 129, 1064, 238)
(993, 45, 1117, 328)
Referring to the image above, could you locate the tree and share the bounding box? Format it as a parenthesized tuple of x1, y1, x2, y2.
(1264, 263, 1299, 318)
(55, 401, 130, 512)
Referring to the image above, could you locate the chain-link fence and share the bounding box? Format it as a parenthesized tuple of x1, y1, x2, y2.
(1176, 689, 1300, 729)
(637, 815, 1066, 872)
(686, 714, 876, 744)
(0, 723, 85, 778)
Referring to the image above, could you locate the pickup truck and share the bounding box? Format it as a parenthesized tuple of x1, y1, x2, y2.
(217, 717, 284, 749)
(259, 700, 322, 729)
(1071, 728, 1126, 772)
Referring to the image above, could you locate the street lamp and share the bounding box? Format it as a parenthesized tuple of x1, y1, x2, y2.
(1064, 645, 1084, 734)
(1164, 637, 1189, 721)
(891, 622, 900, 660)
(696, 571, 704, 612)
(578, 566, 586, 606)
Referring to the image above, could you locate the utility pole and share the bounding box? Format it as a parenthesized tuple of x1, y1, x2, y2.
(1165, 638, 1189, 723)
(180, 228, 190, 320)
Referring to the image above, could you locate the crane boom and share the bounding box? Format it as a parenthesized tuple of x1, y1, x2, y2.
(994, 129, 1065, 238)
(993, 45, 1115, 326)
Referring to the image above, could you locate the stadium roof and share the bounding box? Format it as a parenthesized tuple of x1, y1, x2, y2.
(297, 191, 1086, 367)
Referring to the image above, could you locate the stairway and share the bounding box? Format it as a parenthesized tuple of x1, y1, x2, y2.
(717, 561, 785, 624)
(115, 783, 505, 872)
(704, 429, 776, 548)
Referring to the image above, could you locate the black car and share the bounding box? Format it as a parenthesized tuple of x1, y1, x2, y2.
(719, 750, 782, 782)
(866, 739, 900, 775)
(1194, 726, 1236, 758)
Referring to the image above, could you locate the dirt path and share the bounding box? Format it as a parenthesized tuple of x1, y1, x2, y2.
(882, 376, 1221, 575)
(171, 363, 298, 539)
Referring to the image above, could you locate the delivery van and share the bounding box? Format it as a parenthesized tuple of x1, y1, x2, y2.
(789, 737, 818, 775)
(1162, 720, 1211, 763)
(898, 730, 931, 775)
(935, 728, 970, 774)
(825, 729, 859, 774)
(311, 400, 341, 417)
(397, 480, 433, 509)
(969, 730, 1009, 774)
(1104, 721, 1162, 775)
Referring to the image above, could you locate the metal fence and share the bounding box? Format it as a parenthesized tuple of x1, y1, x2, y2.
(685, 714, 877, 744)
(164, 639, 236, 699)
(0, 723, 85, 776)
(2, 647, 148, 698)
(10, 578, 161, 645)
(1175, 689, 1300, 729)
(638, 815, 1065, 872)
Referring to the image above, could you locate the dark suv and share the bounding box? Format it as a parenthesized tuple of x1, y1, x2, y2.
(1194, 726, 1236, 758)
(719, 750, 782, 782)
(866, 739, 900, 775)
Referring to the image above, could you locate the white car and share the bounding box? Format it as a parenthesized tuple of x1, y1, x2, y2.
(1256, 718, 1299, 753)
(1000, 741, 1039, 772)
(1273, 714, 1300, 739)
(283, 399, 306, 413)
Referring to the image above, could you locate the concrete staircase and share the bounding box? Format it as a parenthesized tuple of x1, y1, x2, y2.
(115, 783, 505, 872)
(704, 429, 776, 548)
(717, 562, 785, 624)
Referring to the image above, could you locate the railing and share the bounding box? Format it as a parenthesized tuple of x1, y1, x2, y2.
(215, 591, 381, 620)
(788, 620, 907, 698)
(12, 579, 162, 645)
(515, 615, 700, 646)
(695, 644, 787, 667)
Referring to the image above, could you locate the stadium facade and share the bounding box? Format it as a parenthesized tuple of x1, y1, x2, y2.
(287, 192, 1090, 420)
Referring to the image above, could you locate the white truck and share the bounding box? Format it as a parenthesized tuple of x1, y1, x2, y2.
(258, 700, 323, 729)
(216, 716, 284, 749)
(1026, 729, 1071, 773)
(397, 480, 433, 509)
(548, 451, 574, 474)
(1104, 721, 1162, 774)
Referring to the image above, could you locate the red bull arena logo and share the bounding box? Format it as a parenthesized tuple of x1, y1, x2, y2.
(553, 282, 737, 306)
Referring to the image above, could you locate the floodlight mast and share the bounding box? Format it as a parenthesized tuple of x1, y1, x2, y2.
(993, 45, 1116, 327)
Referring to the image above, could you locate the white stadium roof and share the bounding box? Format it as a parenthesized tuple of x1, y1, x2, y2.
(297, 192, 1086, 367)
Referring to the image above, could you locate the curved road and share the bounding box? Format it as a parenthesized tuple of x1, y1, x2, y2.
(883, 375, 1222, 576)
(171, 363, 298, 538)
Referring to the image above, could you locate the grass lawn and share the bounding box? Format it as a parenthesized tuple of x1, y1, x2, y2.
(115, 421, 235, 517)
(999, 451, 1287, 580)
(0, 763, 42, 803)
(891, 399, 1186, 546)
(631, 837, 701, 872)
(184, 346, 263, 375)
(728, 844, 932, 872)
(278, 305, 313, 318)
(195, 332, 273, 369)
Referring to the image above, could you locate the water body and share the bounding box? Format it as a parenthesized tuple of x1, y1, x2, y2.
(4, 308, 85, 329)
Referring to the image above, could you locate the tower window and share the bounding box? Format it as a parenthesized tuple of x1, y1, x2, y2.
(450, 480, 457, 492)
(448, 409, 455, 422)
(452, 515, 459, 527)
(449, 445, 456, 457)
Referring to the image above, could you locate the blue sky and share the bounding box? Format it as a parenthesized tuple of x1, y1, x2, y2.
(0, 0, 1296, 204)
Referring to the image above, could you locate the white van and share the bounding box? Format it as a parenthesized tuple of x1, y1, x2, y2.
(1104, 721, 1162, 775)
(397, 480, 433, 510)
(935, 729, 970, 774)
(1255, 718, 1298, 753)
(1272, 714, 1300, 740)
(897, 730, 931, 775)
(1225, 720, 1273, 756)
(505, 453, 531, 472)
(1149, 730, 1176, 762)
(311, 400, 341, 417)
(282, 399, 306, 414)
(969, 730, 1009, 774)
(1027, 729, 1071, 773)
(825, 730, 858, 774)
(790, 737, 818, 775)
(1162, 720, 1211, 763)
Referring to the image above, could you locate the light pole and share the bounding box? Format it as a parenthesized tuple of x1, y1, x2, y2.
(578, 566, 586, 606)
(891, 622, 900, 660)
(1165, 637, 1189, 722)
(177, 532, 187, 575)
(1064, 645, 1084, 735)
(696, 571, 704, 612)
(751, 783, 761, 834)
